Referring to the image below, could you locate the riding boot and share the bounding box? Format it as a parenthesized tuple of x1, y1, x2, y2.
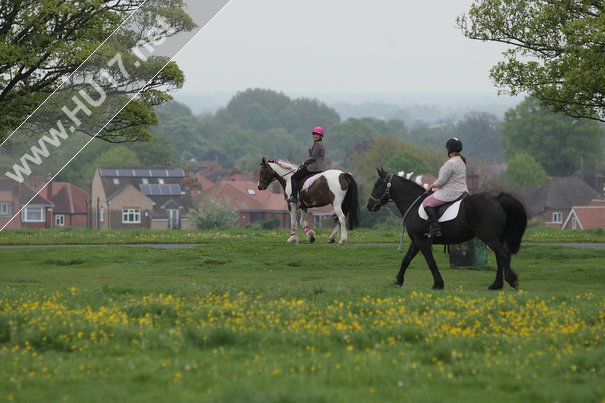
(424, 207, 442, 238)
(286, 179, 298, 202)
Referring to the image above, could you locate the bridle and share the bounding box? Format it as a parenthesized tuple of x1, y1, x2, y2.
(258, 161, 298, 189)
(368, 173, 394, 207)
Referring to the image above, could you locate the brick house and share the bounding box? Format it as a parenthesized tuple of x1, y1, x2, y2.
(517, 177, 602, 228)
(562, 200, 605, 230)
(90, 168, 196, 230)
(0, 180, 53, 229)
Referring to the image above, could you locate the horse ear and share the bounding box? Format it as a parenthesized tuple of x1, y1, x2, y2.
(377, 167, 386, 178)
(261, 156, 267, 166)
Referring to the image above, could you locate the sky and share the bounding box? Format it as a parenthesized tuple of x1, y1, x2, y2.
(173, 0, 513, 103)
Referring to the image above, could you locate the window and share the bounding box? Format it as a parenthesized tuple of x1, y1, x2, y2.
(22, 207, 45, 222)
(142, 178, 149, 184)
(55, 214, 65, 227)
(552, 212, 563, 223)
(158, 178, 165, 184)
(572, 217, 578, 230)
(113, 178, 120, 185)
(0, 202, 11, 216)
(246, 188, 256, 195)
(122, 208, 141, 224)
(99, 207, 104, 223)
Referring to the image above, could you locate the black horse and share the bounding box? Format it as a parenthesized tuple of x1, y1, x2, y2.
(367, 168, 527, 290)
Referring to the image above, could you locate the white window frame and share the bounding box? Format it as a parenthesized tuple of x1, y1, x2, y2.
(55, 214, 65, 227)
(572, 217, 578, 230)
(552, 212, 563, 223)
(0, 202, 11, 216)
(99, 207, 104, 223)
(22, 207, 45, 222)
(122, 208, 141, 224)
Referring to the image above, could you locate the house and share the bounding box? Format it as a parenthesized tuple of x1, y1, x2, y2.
(40, 182, 88, 228)
(90, 167, 196, 230)
(517, 177, 602, 228)
(562, 200, 605, 230)
(0, 180, 53, 229)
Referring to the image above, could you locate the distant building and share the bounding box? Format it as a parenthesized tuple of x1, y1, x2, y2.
(0, 180, 53, 229)
(90, 167, 196, 230)
(518, 177, 602, 228)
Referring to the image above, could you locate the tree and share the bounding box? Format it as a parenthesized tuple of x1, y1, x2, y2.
(503, 153, 548, 190)
(0, 0, 196, 143)
(457, 1, 605, 122)
(453, 112, 503, 162)
(500, 97, 604, 176)
(187, 197, 238, 229)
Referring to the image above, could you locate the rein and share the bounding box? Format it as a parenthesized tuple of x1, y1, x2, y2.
(370, 174, 425, 252)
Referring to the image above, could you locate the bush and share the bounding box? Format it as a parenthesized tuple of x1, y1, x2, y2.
(187, 197, 238, 229)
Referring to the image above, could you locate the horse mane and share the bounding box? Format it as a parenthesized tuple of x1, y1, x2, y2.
(270, 159, 298, 170)
(397, 171, 430, 190)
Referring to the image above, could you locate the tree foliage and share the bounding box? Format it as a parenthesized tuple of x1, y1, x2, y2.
(500, 97, 605, 176)
(504, 153, 548, 190)
(0, 0, 195, 142)
(458, 0, 605, 122)
(187, 197, 238, 229)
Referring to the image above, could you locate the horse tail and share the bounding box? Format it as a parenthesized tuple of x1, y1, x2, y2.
(342, 173, 360, 230)
(498, 192, 527, 254)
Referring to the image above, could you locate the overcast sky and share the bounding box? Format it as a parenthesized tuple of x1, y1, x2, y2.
(174, 0, 512, 102)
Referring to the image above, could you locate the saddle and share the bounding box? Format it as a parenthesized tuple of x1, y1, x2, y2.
(418, 192, 468, 222)
(298, 172, 323, 191)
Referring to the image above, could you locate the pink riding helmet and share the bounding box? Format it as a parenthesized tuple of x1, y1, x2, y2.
(312, 126, 325, 137)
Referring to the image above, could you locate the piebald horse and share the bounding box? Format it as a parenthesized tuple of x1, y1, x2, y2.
(258, 157, 360, 244)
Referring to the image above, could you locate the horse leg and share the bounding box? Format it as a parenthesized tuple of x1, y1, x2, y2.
(287, 204, 299, 244)
(394, 243, 420, 287)
(300, 210, 316, 243)
(327, 222, 340, 243)
(333, 204, 347, 245)
(418, 241, 445, 290)
(483, 239, 517, 290)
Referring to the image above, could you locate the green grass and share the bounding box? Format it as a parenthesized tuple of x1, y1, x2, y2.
(0, 229, 604, 402)
(1, 225, 604, 245)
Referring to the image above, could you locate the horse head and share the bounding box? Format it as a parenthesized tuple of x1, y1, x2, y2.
(367, 167, 392, 211)
(257, 156, 275, 190)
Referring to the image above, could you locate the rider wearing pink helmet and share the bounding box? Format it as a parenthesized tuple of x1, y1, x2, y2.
(287, 126, 328, 202)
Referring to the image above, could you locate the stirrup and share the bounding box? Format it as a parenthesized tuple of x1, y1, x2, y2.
(425, 223, 442, 238)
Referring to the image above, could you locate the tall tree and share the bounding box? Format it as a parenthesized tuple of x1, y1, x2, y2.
(453, 112, 503, 162)
(500, 97, 604, 176)
(0, 0, 195, 143)
(458, 1, 605, 122)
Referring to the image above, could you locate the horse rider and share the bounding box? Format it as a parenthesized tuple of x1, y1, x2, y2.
(422, 137, 468, 238)
(287, 126, 327, 202)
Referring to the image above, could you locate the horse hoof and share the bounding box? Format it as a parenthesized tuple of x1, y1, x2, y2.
(338, 240, 347, 245)
(308, 236, 316, 244)
(287, 236, 299, 244)
(432, 284, 444, 290)
(488, 283, 503, 290)
(393, 278, 403, 287)
(328, 238, 336, 244)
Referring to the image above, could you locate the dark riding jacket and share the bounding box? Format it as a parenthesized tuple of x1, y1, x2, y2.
(304, 140, 326, 172)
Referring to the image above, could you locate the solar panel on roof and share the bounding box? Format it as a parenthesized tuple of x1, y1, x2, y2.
(139, 184, 183, 196)
(100, 168, 185, 178)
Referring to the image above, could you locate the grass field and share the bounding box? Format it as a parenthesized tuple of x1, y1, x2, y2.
(1, 228, 604, 402)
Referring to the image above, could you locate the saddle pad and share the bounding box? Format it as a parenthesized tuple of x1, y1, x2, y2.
(301, 172, 324, 191)
(418, 200, 462, 223)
